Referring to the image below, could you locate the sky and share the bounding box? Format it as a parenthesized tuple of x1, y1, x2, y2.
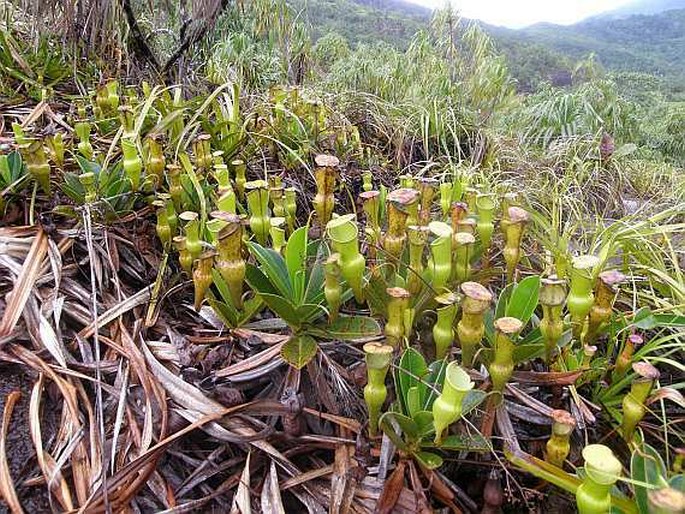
(414, 0, 634, 28)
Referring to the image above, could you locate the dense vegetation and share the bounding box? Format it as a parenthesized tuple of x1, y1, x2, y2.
(293, 0, 685, 93)
(0, 0, 683, 512)
(296, 0, 428, 49)
(491, 7, 685, 92)
(594, 0, 685, 18)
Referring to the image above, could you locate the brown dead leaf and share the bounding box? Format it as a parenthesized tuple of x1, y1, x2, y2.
(29, 374, 74, 511)
(75, 287, 151, 342)
(330, 444, 358, 514)
(215, 340, 286, 378)
(230, 451, 252, 514)
(81, 406, 244, 513)
(260, 461, 285, 514)
(0, 228, 47, 337)
(376, 460, 406, 514)
(506, 384, 554, 417)
(512, 369, 583, 385)
(647, 387, 685, 408)
(20, 101, 48, 128)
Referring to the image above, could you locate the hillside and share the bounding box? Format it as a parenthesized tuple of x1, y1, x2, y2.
(590, 0, 685, 19)
(490, 8, 685, 81)
(296, 0, 571, 89)
(296, 0, 429, 49)
(295, 0, 685, 91)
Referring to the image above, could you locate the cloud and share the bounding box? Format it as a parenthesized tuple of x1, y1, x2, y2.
(418, 0, 632, 28)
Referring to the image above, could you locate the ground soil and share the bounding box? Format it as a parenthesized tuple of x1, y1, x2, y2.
(0, 363, 56, 514)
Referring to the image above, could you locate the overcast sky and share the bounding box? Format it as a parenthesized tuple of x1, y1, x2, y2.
(415, 0, 634, 28)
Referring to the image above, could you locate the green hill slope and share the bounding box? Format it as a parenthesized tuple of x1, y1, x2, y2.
(294, 0, 685, 91)
(589, 0, 685, 19)
(489, 8, 685, 80)
(295, 0, 429, 49)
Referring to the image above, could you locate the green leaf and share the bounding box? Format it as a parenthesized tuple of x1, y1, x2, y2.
(180, 152, 208, 224)
(364, 271, 389, 317)
(248, 241, 294, 299)
(75, 155, 101, 176)
(303, 243, 327, 305)
(285, 226, 308, 302)
(407, 386, 422, 418)
(383, 412, 419, 440)
(0, 155, 10, 185)
(239, 296, 265, 326)
(105, 177, 130, 198)
(452, 179, 463, 202)
(506, 275, 540, 327)
(7, 151, 22, 178)
(514, 329, 573, 363)
(212, 269, 235, 306)
(434, 433, 491, 452)
(209, 283, 263, 328)
(0, 151, 24, 185)
(295, 303, 327, 325)
(379, 185, 388, 220)
(669, 474, 685, 492)
(512, 343, 543, 363)
(259, 293, 302, 329)
(310, 314, 382, 340)
(633, 307, 658, 330)
(484, 308, 495, 345)
(378, 412, 409, 451)
(415, 451, 443, 469)
(51, 205, 79, 218)
(281, 334, 318, 369)
(653, 314, 685, 328)
(424, 360, 448, 410)
(414, 410, 435, 436)
(208, 298, 238, 328)
(246, 265, 300, 327)
(462, 390, 487, 416)
(397, 348, 428, 415)
(61, 172, 85, 201)
(495, 282, 514, 320)
(519, 326, 543, 345)
(631, 444, 668, 514)
(245, 264, 281, 297)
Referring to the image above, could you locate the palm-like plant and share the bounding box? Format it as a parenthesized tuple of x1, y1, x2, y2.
(245, 226, 380, 368)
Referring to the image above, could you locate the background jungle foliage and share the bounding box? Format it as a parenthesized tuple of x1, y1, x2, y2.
(3, 0, 682, 169)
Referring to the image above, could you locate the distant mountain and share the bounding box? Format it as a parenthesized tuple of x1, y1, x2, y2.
(296, 0, 430, 49)
(589, 0, 685, 20)
(354, 0, 431, 18)
(295, 0, 685, 92)
(489, 8, 685, 81)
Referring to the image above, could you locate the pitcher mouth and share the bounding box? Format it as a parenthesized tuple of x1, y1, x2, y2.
(573, 254, 600, 271)
(476, 193, 496, 211)
(429, 221, 453, 240)
(387, 188, 420, 206)
(454, 232, 476, 245)
(461, 282, 493, 303)
(245, 179, 268, 190)
(494, 316, 523, 335)
(359, 190, 380, 200)
(582, 444, 622, 485)
(435, 292, 459, 306)
(445, 362, 474, 392)
(326, 214, 358, 243)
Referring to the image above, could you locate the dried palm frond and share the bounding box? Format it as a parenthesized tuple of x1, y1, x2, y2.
(0, 227, 47, 337)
